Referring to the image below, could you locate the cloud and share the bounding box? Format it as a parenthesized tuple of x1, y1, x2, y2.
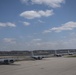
(0, 22, 16, 27)
(25, 37, 76, 50)
(21, 0, 65, 8)
(20, 10, 54, 19)
(38, 20, 45, 23)
(23, 21, 30, 26)
(23, 41, 68, 50)
(43, 21, 76, 33)
(2, 34, 76, 50)
(32, 39, 42, 42)
(32, 0, 65, 8)
(20, 0, 29, 3)
(3, 38, 16, 44)
(43, 29, 51, 33)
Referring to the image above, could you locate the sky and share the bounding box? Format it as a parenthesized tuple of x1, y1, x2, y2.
(0, 0, 76, 51)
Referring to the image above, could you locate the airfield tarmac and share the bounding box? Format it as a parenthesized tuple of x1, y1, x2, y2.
(0, 57, 76, 75)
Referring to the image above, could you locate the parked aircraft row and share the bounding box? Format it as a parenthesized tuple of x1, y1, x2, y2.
(0, 51, 44, 64)
(54, 50, 76, 57)
(0, 50, 75, 64)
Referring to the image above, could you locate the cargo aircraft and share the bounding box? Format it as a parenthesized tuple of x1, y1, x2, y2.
(31, 51, 44, 60)
(0, 58, 15, 64)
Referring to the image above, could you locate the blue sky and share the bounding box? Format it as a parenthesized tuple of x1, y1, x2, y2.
(0, 0, 76, 51)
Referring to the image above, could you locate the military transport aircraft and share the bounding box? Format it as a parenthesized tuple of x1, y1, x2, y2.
(0, 58, 15, 64)
(31, 51, 44, 60)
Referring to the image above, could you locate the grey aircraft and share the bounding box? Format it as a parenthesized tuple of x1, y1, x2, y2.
(31, 51, 44, 60)
(0, 58, 15, 64)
